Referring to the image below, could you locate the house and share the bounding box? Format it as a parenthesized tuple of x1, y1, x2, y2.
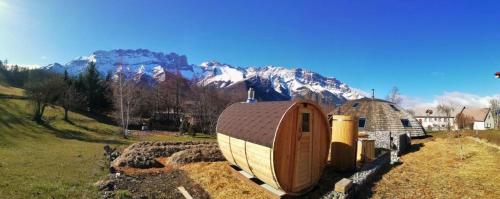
(461, 108, 495, 130)
(413, 106, 465, 131)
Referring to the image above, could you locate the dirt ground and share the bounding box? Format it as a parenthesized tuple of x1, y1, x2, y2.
(365, 136, 500, 198)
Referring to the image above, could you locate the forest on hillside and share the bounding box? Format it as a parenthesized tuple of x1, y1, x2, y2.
(0, 60, 247, 137)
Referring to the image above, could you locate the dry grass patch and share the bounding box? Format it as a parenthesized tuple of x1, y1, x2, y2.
(180, 162, 272, 199)
(369, 137, 500, 198)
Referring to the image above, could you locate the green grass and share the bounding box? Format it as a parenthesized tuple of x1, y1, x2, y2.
(0, 85, 215, 198)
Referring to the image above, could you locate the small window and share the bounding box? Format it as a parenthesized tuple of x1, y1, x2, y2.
(352, 103, 359, 108)
(301, 113, 310, 132)
(401, 119, 411, 127)
(390, 104, 399, 111)
(359, 117, 366, 128)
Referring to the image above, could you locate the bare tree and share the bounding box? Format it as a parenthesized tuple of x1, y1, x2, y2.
(59, 83, 85, 121)
(437, 103, 455, 132)
(112, 66, 139, 138)
(489, 98, 500, 129)
(386, 86, 403, 105)
(456, 112, 474, 130)
(24, 72, 64, 123)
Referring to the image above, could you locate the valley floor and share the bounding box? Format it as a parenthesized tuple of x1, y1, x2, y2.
(1, 84, 499, 198)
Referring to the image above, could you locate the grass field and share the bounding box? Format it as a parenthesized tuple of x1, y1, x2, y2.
(368, 133, 500, 198)
(0, 85, 214, 198)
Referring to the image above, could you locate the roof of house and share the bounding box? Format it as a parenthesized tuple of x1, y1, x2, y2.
(216, 101, 295, 147)
(461, 108, 490, 122)
(413, 106, 465, 118)
(336, 98, 426, 137)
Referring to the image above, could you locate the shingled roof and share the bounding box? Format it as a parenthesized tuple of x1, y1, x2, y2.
(413, 106, 465, 118)
(461, 108, 490, 122)
(216, 101, 295, 147)
(336, 98, 426, 137)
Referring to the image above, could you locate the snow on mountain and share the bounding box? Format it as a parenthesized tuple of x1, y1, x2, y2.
(43, 49, 365, 104)
(196, 61, 246, 87)
(194, 61, 366, 103)
(44, 49, 192, 78)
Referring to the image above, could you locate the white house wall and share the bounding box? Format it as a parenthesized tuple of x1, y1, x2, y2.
(415, 117, 456, 131)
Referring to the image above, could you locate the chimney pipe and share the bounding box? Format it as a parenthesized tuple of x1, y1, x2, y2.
(371, 89, 375, 100)
(246, 87, 256, 103)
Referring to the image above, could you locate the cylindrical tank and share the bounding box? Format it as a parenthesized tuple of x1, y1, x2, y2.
(330, 115, 358, 171)
(357, 138, 375, 164)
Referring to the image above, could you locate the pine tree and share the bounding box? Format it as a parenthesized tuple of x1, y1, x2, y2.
(83, 62, 101, 112)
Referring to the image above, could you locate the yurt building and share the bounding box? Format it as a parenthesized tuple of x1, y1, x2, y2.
(333, 98, 425, 154)
(216, 100, 330, 194)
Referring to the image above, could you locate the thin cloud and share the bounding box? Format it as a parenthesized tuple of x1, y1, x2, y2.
(405, 92, 500, 109)
(0, 1, 8, 9)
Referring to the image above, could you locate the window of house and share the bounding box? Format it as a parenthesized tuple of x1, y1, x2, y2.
(301, 112, 310, 132)
(401, 119, 411, 127)
(390, 104, 399, 111)
(359, 117, 366, 128)
(352, 103, 359, 108)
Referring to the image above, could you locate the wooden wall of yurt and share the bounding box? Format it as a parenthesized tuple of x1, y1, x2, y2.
(216, 101, 330, 195)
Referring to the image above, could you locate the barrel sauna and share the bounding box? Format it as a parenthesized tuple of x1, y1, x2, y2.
(216, 101, 331, 194)
(330, 115, 358, 172)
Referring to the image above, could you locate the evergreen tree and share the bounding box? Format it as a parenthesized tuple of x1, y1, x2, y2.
(81, 62, 112, 113)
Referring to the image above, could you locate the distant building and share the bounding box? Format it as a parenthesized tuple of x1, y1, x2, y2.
(461, 108, 495, 130)
(414, 106, 495, 131)
(413, 106, 465, 131)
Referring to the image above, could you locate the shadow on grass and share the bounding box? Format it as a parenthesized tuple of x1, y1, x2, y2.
(356, 162, 403, 199)
(65, 119, 115, 135)
(400, 143, 425, 156)
(72, 110, 116, 126)
(299, 165, 352, 198)
(40, 121, 126, 145)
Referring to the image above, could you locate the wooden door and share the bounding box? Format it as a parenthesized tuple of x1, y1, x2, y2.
(292, 106, 313, 191)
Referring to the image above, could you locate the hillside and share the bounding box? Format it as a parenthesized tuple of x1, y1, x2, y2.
(0, 86, 122, 198)
(0, 85, 212, 198)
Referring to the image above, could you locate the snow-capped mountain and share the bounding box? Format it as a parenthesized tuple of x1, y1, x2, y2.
(43, 49, 192, 81)
(195, 61, 365, 103)
(44, 49, 365, 104)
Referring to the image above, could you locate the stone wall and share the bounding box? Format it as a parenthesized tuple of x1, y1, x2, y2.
(321, 152, 391, 199)
(365, 131, 411, 155)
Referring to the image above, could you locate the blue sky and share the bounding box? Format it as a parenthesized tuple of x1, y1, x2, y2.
(0, 0, 498, 104)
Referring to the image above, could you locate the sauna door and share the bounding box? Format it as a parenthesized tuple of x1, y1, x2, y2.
(292, 107, 313, 191)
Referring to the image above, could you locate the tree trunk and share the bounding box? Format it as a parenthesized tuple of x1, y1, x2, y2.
(64, 107, 69, 121)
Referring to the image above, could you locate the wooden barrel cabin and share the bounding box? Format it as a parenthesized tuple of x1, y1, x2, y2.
(216, 100, 331, 194)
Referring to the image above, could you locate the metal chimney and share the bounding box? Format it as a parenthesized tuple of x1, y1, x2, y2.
(371, 89, 375, 100)
(246, 87, 256, 103)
